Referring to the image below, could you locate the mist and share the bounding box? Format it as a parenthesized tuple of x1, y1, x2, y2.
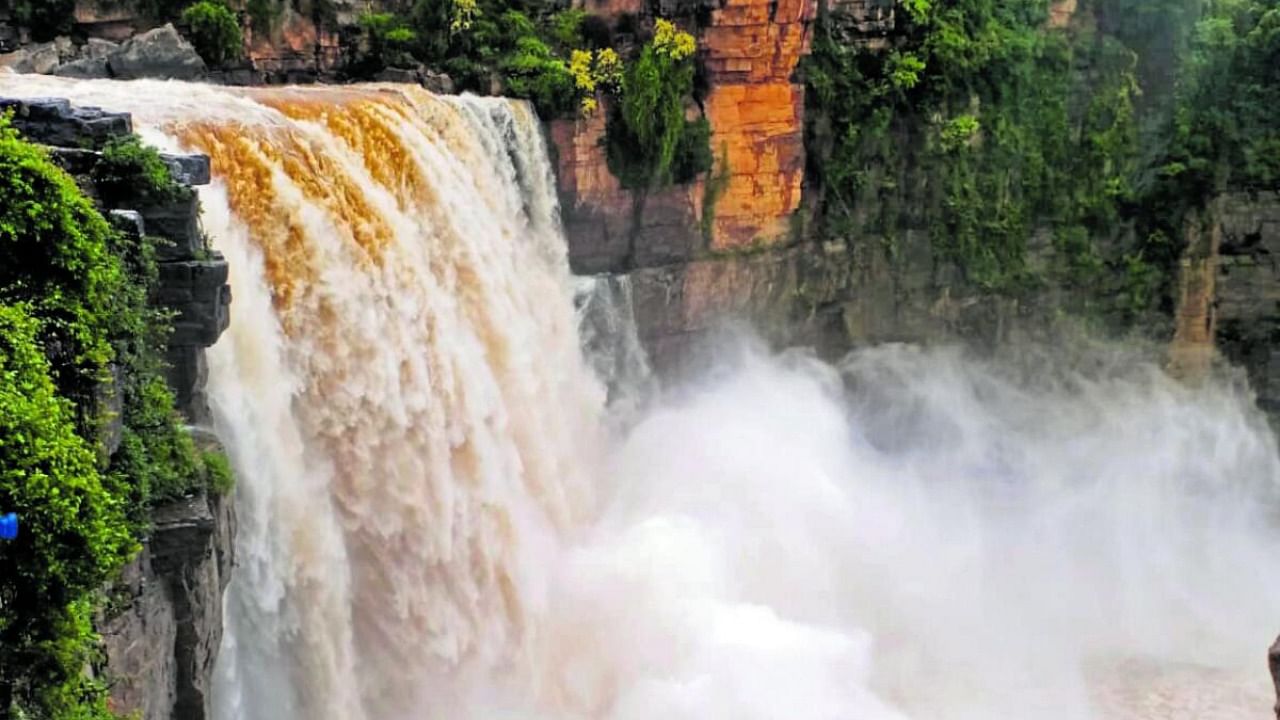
(459, 338, 1280, 720)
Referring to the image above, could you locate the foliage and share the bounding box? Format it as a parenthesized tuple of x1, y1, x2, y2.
(0, 302, 133, 719)
(203, 449, 236, 495)
(92, 135, 185, 208)
(652, 17, 696, 60)
(939, 114, 980, 152)
(12, 0, 75, 41)
(592, 48, 624, 92)
(0, 118, 218, 715)
(806, 0, 1279, 319)
(0, 116, 130, 405)
(451, 0, 480, 35)
(182, 0, 244, 67)
(605, 19, 710, 189)
(358, 12, 420, 70)
(552, 9, 588, 48)
(805, 0, 1142, 294)
(502, 35, 578, 117)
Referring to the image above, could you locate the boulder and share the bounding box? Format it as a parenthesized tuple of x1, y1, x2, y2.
(53, 38, 118, 78)
(0, 41, 61, 74)
(84, 37, 121, 60)
(375, 66, 418, 84)
(423, 70, 455, 94)
(54, 56, 109, 78)
(160, 152, 211, 186)
(0, 97, 132, 148)
(107, 23, 205, 80)
(53, 35, 75, 61)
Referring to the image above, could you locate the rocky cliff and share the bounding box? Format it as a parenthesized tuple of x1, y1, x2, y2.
(0, 96, 234, 720)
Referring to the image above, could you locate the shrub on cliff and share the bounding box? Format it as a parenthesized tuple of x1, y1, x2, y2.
(502, 35, 578, 117)
(605, 19, 712, 189)
(0, 116, 132, 409)
(92, 135, 186, 208)
(356, 12, 420, 71)
(181, 0, 244, 67)
(0, 303, 132, 719)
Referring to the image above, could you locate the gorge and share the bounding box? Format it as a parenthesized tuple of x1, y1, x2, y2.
(0, 0, 1278, 717)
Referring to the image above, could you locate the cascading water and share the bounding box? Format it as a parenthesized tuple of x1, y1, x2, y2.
(1, 74, 1278, 720)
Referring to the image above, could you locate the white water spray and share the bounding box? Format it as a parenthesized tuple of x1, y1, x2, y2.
(0, 74, 1277, 720)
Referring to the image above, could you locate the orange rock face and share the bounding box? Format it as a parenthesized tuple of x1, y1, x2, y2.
(552, 0, 817, 258)
(700, 0, 815, 250)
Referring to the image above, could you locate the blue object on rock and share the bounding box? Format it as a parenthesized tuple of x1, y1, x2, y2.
(0, 513, 17, 540)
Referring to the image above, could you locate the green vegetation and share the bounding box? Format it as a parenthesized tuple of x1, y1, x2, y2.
(181, 0, 244, 67)
(0, 304, 131, 720)
(92, 135, 187, 208)
(12, 0, 75, 41)
(344, 3, 713, 183)
(1133, 0, 1280, 268)
(605, 19, 712, 189)
(805, 0, 1140, 295)
(0, 116, 229, 716)
(354, 12, 419, 72)
(804, 0, 1279, 318)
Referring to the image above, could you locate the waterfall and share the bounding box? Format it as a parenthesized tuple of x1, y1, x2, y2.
(574, 273, 655, 420)
(1, 75, 1278, 720)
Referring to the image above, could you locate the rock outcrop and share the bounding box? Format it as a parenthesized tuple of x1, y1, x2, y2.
(555, 0, 815, 266)
(700, 0, 814, 249)
(1212, 192, 1280, 419)
(100, 491, 235, 720)
(2, 95, 234, 720)
(106, 23, 206, 80)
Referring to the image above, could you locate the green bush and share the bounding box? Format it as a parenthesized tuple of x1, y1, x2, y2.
(502, 35, 578, 117)
(357, 12, 419, 70)
(0, 116, 130, 404)
(91, 135, 185, 208)
(203, 449, 236, 496)
(604, 20, 708, 189)
(551, 9, 586, 48)
(182, 0, 244, 67)
(0, 303, 134, 719)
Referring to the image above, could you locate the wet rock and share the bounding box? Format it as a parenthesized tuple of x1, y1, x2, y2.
(156, 257, 232, 347)
(54, 56, 110, 78)
(99, 545, 178, 720)
(107, 23, 206, 80)
(53, 35, 75, 61)
(206, 67, 264, 86)
(108, 209, 147, 238)
(95, 363, 125, 456)
(0, 23, 18, 53)
(0, 41, 61, 74)
(375, 65, 418, 84)
(48, 146, 101, 175)
(101, 491, 235, 720)
(0, 96, 132, 148)
(160, 152, 211, 186)
(84, 37, 122, 60)
(423, 70, 455, 94)
(141, 192, 202, 260)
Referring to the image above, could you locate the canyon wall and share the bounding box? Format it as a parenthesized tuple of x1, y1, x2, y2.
(0, 96, 234, 720)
